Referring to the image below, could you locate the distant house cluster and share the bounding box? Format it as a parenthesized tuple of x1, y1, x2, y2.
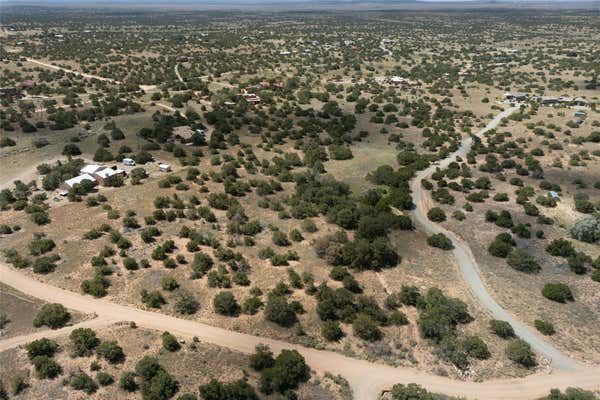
(535, 96, 588, 107)
(60, 164, 125, 192)
(172, 125, 208, 144)
(385, 76, 421, 88)
(176, 55, 194, 62)
(503, 92, 588, 107)
(236, 81, 286, 105)
(0, 80, 37, 98)
(503, 92, 528, 102)
(241, 91, 261, 104)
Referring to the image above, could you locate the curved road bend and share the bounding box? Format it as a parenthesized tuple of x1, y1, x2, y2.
(0, 263, 599, 399)
(175, 63, 184, 83)
(410, 107, 580, 372)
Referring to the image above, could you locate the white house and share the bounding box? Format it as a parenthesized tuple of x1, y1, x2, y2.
(60, 174, 96, 190)
(94, 167, 125, 183)
(158, 163, 171, 172)
(389, 76, 405, 85)
(80, 164, 104, 175)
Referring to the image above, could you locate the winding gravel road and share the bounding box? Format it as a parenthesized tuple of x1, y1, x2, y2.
(1, 107, 598, 399)
(410, 107, 580, 371)
(175, 63, 184, 83)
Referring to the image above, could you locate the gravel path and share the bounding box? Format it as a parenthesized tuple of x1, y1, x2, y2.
(409, 107, 580, 371)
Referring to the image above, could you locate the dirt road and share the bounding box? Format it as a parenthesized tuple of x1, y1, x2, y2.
(1, 262, 599, 399)
(409, 107, 580, 372)
(26, 58, 121, 84)
(175, 63, 184, 83)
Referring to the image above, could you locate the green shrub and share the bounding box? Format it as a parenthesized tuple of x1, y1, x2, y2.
(534, 319, 555, 335)
(417, 288, 470, 342)
(28, 236, 56, 256)
(119, 371, 138, 392)
(505, 339, 536, 368)
(321, 320, 344, 341)
(242, 297, 263, 315)
(570, 216, 600, 243)
(140, 368, 178, 400)
(123, 257, 139, 270)
(427, 207, 446, 222)
(199, 379, 258, 400)
(328, 144, 353, 160)
(507, 249, 541, 273)
(162, 331, 181, 351)
(388, 310, 409, 326)
(97, 371, 114, 386)
(439, 336, 469, 369)
(389, 383, 437, 400)
(10, 375, 26, 395)
(462, 336, 490, 359)
(161, 276, 179, 291)
(69, 328, 100, 357)
(32, 256, 58, 274)
(0, 137, 16, 147)
(32, 355, 62, 379)
(489, 319, 515, 339)
(33, 303, 70, 329)
(174, 290, 199, 315)
(141, 289, 166, 308)
(213, 291, 240, 316)
(97, 340, 125, 364)
(546, 239, 575, 258)
(259, 349, 309, 395)
(352, 313, 382, 342)
(399, 285, 421, 306)
(249, 344, 275, 371)
(272, 230, 290, 246)
(264, 295, 297, 327)
(26, 338, 58, 359)
(81, 274, 110, 297)
(542, 283, 574, 303)
(70, 372, 98, 394)
(452, 210, 466, 221)
(301, 219, 318, 233)
(426, 233, 454, 250)
(540, 388, 598, 400)
(488, 238, 513, 258)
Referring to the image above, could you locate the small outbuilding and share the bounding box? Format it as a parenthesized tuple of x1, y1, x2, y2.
(0, 86, 17, 96)
(158, 163, 171, 172)
(19, 80, 37, 88)
(503, 92, 528, 101)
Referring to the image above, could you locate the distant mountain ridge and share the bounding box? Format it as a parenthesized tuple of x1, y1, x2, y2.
(2, 0, 599, 10)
